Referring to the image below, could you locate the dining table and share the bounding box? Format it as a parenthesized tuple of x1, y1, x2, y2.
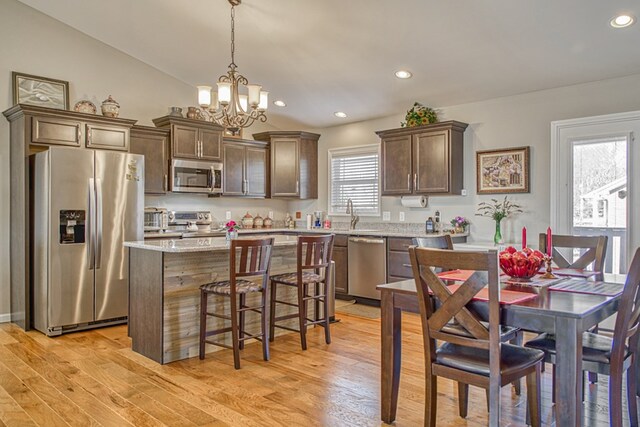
(377, 275, 625, 427)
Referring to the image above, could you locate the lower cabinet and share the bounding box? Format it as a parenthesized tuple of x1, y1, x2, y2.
(332, 235, 348, 295)
(386, 237, 414, 283)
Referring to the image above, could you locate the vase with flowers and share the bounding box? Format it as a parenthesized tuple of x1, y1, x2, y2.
(225, 220, 239, 241)
(401, 102, 438, 127)
(450, 216, 470, 234)
(476, 196, 523, 245)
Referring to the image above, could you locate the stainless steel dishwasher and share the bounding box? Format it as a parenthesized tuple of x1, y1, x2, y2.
(348, 237, 387, 300)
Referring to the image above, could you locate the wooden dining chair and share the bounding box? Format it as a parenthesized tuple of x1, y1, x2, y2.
(270, 234, 334, 350)
(199, 237, 274, 369)
(539, 233, 608, 281)
(415, 233, 524, 396)
(539, 232, 608, 383)
(409, 247, 544, 426)
(525, 247, 640, 427)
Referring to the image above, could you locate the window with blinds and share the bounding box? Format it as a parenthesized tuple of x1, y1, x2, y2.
(328, 145, 380, 216)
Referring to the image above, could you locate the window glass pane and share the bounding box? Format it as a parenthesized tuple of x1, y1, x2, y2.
(328, 146, 379, 216)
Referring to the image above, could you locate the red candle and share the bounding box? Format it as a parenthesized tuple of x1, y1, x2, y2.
(522, 227, 527, 249)
(546, 227, 552, 256)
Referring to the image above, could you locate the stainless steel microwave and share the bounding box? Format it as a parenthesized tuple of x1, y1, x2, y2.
(171, 159, 223, 194)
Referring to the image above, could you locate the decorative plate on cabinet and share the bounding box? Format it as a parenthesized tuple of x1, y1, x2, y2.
(73, 100, 97, 114)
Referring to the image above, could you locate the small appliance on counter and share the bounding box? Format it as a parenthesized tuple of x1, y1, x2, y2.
(144, 207, 169, 234)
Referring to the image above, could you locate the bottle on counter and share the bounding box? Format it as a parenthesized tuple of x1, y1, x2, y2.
(434, 210, 441, 233)
(284, 212, 292, 228)
(306, 214, 313, 230)
(425, 217, 435, 234)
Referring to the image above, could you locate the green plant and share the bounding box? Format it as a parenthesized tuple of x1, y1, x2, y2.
(401, 102, 438, 127)
(476, 196, 523, 222)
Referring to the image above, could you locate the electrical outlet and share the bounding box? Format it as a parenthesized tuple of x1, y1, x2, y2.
(268, 211, 273, 219)
(225, 211, 231, 220)
(382, 211, 391, 221)
(461, 189, 467, 196)
(399, 212, 405, 222)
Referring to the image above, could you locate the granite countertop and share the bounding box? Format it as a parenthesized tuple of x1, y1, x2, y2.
(125, 234, 299, 253)
(236, 227, 468, 239)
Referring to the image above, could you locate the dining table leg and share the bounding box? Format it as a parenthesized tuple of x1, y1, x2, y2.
(554, 316, 584, 427)
(381, 290, 402, 424)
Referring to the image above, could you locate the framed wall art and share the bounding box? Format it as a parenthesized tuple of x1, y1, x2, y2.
(476, 146, 530, 194)
(12, 71, 69, 110)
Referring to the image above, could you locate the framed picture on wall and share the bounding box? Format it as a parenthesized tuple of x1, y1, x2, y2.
(476, 146, 530, 194)
(12, 71, 69, 110)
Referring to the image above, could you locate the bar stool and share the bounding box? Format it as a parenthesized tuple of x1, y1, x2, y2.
(269, 234, 334, 350)
(199, 237, 274, 369)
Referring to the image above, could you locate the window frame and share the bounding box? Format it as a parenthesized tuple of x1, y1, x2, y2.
(327, 144, 381, 217)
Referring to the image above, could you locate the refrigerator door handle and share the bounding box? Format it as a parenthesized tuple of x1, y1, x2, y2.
(88, 178, 96, 270)
(95, 178, 103, 269)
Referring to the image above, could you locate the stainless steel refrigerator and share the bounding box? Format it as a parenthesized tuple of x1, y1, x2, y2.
(32, 147, 144, 336)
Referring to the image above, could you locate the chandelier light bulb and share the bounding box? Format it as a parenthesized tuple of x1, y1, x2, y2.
(197, 85, 212, 107)
(259, 91, 269, 111)
(217, 82, 231, 105)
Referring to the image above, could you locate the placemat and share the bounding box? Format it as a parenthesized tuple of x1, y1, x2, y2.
(549, 279, 624, 296)
(436, 269, 475, 282)
(447, 284, 538, 305)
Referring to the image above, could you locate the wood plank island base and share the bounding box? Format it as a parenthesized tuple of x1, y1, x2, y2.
(125, 235, 315, 364)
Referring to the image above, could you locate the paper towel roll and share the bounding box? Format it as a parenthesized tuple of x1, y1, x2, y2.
(400, 195, 428, 208)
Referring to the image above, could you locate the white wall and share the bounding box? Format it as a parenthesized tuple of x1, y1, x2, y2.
(291, 73, 640, 245)
(0, 0, 289, 320)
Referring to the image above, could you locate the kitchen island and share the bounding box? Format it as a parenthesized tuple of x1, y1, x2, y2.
(125, 234, 306, 364)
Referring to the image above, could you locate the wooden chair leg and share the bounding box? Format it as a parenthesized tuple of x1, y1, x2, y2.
(323, 282, 331, 345)
(457, 382, 469, 418)
(199, 290, 207, 359)
(511, 331, 523, 395)
(526, 365, 542, 427)
(425, 374, 438, 427)
(610, 366, 624, 427)
(314, 283, 320, 322)
(238, 293, 246, 350)
(485, 389, 490, 412)
(298, 283, 308, 350)
(269, 280, 277, 342)
(261, 289, 270, 362)
(230, 294, 241, 369)
(627, 354, 639, 427)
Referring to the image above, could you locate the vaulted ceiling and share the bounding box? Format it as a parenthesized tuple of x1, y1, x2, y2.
(18, 0, 640, 128)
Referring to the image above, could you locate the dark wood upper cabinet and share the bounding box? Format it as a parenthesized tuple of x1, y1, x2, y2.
(222, 138, 269, 198)
(153, 116, 223, 161)
(253, 131, 320, 199)
(377, 121, 467, 196)
(130, 125, 170, 195)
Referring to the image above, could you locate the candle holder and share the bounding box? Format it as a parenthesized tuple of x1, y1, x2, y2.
(540, 255, 558, 279)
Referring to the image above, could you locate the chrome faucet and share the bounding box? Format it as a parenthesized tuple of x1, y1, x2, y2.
(346, 198, 359, 230)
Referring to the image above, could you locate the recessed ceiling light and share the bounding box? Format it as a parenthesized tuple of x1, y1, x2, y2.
(610, 14, 635, 28)
(334, 112, 347, 118)
(394, 70, 412, 79)
(273, 100, 286, 107)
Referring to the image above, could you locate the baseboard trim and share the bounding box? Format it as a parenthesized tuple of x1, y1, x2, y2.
(0, 313, 11, 323)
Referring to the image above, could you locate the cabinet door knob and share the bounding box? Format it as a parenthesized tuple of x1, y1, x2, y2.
(413, 173, 417, 191)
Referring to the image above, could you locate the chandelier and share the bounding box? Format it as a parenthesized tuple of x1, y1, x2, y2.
(197, 0, 268, 136)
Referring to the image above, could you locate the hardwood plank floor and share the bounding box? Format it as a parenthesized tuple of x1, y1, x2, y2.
(0, 313, 636, 426)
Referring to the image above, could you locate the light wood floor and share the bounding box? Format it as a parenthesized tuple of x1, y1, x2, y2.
(0, 312, 635, 426)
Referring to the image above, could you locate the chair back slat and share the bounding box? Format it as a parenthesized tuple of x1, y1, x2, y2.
(231, 238, 274, 280)
(409, 247, 501, 373)
(612, 248, 640, 362)
(539, 233, 608, 280)
(298, 235, 334, 271)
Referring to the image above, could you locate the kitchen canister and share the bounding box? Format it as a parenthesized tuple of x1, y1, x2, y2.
(101, 95, 120, 118)
(253, 214, 264, 229)
(241, 212, 254, 228)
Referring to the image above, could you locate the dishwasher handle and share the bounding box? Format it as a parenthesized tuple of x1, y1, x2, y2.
(348, 237, 385, 244)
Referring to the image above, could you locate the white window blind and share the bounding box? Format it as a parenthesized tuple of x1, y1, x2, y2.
(328, 145, 380, 216)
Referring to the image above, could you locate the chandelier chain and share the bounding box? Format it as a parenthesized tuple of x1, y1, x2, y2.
(229, 4, 236, 70)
